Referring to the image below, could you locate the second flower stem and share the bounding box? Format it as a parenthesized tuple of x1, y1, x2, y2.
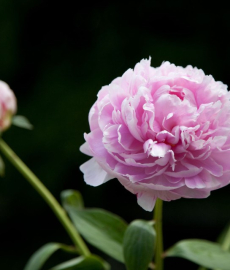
(0, 139, 90, 256)
(154, 199, 164, 270)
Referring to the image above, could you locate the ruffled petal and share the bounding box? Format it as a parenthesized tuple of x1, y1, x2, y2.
(79, 141, 93, 156)
(185, 175, 206, 189)
(80, 158, 114, 187)
(137, 193, 156, 212)
(172, 186, 210, 198)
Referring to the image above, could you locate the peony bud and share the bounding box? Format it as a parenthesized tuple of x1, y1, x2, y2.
(0, 81, 17, 132)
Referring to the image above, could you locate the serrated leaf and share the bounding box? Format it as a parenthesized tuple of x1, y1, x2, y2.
(166, 239, 230, 270)
(61, 190, 84, 210)
(123, 220, 155, 270)
(24, 243, 77, 270)
(64, 205, 127, 262)
(12, 115, 33, 130)
(50, 255, 110, 270)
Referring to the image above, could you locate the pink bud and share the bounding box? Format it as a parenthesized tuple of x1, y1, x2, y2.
(0, 81, 17, 132)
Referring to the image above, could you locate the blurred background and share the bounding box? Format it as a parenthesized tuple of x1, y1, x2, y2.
(0, 1, 230, 269)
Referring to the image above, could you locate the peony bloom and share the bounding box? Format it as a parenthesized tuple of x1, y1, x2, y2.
(80, 59, 230, 211)
(0, 81, 17, 132)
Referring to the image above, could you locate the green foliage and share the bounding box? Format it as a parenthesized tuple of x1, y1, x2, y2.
(166, 239, 230, 270)
(12, 115, 33, 130)
(217, 223, 230, 252)
(24, 243, 77, 270)
(62, 189, 127, 262)
(123, 220, 156, 270)
(50, 255, 110, 270)
(61, 190, 84, 210)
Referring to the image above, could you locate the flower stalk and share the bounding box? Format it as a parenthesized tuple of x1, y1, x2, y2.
(0, 139, 90, 256)
(154, 199, 164, 270)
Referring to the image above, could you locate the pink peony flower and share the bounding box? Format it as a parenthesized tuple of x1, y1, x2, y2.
(80, 59, 230, 211)
(0, 81, 17, 132)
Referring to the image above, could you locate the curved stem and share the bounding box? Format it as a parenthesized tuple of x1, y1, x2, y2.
(222, 225, 230, 251)
(154, 199, 163, 270)
(0, 139, 90, 256)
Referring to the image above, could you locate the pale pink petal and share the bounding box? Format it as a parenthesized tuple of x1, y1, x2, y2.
(143, 139, 171, 158)
(98, 102, 114, 130)
(185, 175, 206, 189)
(79, 141, 93, 156)
(172, 186, 210, 198)
(102, 125, 124, 153)
(108, 84, 128, 109)
(80, 158, 114, 187)
(118, 124, 143, 152)
(211, 149, 230, 170)
(199, 158, 223, 177)
(121, 98, 144, 142)
(150, 143, 171, 158)
(165, 166, 202, 178)
(137, 193, 156, 212)
(89, 105, 99, 130)
(85, 129, 106, 158)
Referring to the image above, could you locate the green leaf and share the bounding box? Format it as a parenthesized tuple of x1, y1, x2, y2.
(166, 239, 230, 270)
(197, 223, 230, 270)
(61, 190, 84, 210)
(123, 220, 155, 270)
(62, 190, 127, 262)
(24, 243, 77, 270)
(64, 206, 127, 263)
(12, 115, 33, 130)
(50, 255, 110, 270)
(0, 155, 5, 177)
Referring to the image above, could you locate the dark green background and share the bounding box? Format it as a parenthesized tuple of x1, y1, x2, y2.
(0, 1, 230, 269)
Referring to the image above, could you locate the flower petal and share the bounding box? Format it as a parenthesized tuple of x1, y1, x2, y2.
(185, 175, 206, 189)
(80, 158, 114, 187)
(172, 186, 210, 198)
(79, 141, 93, 156)
(137, 192, 156, 212)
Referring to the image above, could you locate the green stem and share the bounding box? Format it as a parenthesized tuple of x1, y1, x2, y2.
(59, 243, 80, 254)
(0, 139, 90, 256)
(154, 199, 163, 270)
(222, 225, 230, 251)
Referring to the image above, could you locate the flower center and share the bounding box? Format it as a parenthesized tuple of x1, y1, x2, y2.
(143, 139, 171, 158)
(169, 86, 185, 101)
